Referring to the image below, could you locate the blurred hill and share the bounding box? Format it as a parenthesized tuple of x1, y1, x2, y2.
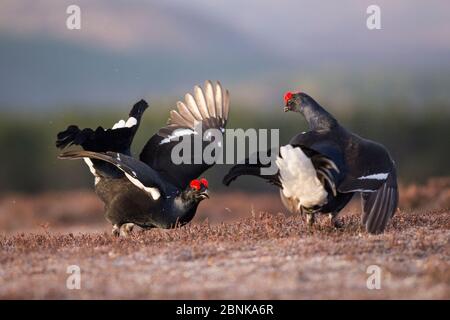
(1, 0, 450, 108)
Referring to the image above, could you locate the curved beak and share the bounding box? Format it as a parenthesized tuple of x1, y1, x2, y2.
(283, 101, 293, 112)
(199, 190, 209, 199)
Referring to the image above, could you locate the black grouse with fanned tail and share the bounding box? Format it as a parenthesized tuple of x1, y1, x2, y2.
(223, 91, 398, 234)
(56, 81, 230, 236)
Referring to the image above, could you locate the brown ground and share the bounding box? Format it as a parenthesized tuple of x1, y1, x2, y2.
(0, 178, 449, 299)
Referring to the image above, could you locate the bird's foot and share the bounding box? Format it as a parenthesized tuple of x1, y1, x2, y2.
(329, 213, 343, 229)
(112, 224, 120, 237)
(306, 213, 316, 227)
(120, 223, 135, 237)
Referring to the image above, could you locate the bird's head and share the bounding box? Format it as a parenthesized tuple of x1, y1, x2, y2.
(283, 91, 313, 113)
(185, 178, 210, 202)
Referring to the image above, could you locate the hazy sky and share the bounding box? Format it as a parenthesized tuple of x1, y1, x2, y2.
(1, 0, 449, 108)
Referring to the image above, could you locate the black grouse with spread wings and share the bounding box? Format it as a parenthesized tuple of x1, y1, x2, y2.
(56, 81, 229, 236)
(224, 91, 398, 234)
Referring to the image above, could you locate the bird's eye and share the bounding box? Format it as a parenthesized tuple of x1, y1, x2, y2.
(200, 178, 208, 188)
(190, 179, 201, 191)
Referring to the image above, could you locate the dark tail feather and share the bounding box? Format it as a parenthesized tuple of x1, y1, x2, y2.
(56, 125, 94, 149)
(129, 99, 148, 120)
(55, 99, 149, 154)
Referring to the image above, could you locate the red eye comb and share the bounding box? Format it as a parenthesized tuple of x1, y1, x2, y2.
(200, 178, 208, 188)
(190, 179, 201, 191)
(284, 91, 293, 104)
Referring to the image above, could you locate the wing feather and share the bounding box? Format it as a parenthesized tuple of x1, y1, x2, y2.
(168, 110, 193, 128)
(361, 168, 398, 234)
(375, 186, 392, 231)
(184, 93, 203, 120)
(369, 184, 389, 232)
(176, 101, 198, 124)
(194, 85, 210, 119)
(364, 184, 383, 227)
(223, 89, 230, 124)
(204, 80, 216, 118)
(140, 81, 230, 189)
(215, 81, 223, 122)
(58, 150, 167, 199)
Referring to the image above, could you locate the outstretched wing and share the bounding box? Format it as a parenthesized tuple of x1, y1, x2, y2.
(324, 136, 398, 234)
(140, 81, 230, 189)
(59, 150, 167, 200)
(223, 145, 340, 198)
(337, 138, 394, 193)
(222, 150, 281, 187)
(361, 167, 399, 234)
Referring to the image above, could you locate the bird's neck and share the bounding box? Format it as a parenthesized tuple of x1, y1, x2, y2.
(170, 193, 200, 224)
(173, 192, 200, 212)
(301, 100, 338, 131)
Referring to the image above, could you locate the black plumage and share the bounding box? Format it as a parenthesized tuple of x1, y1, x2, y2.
(56, 81, 230, 236)
(223, 92, 398, 234)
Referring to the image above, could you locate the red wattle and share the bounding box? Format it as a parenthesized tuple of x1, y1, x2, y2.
(284, 91, 293, 103)
(190, 179, 201, 191)
(200, 178, 208, 188)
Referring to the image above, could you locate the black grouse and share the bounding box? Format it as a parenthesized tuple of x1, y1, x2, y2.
(56, 81, 230, 236)
(223, 91, 398, 234)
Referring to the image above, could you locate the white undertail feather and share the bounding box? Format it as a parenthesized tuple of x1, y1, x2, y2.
(125, 117, 137, 127)
(112, 119, 125, 129)
(112, 116, 137, 130)
(276, 145, 328, 209)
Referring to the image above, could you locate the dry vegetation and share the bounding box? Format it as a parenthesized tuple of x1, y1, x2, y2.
(0, 178, 449, 299)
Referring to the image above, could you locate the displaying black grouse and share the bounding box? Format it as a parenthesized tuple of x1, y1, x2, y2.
(223, 91, 398, 234)
(56, 81, 230, 236)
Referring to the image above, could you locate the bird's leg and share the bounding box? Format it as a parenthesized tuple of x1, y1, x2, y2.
(120, 223, 135, 237)
(329, 213, 343, 228)
(306, 212, 316, 227)
(111, 224, 120, 237)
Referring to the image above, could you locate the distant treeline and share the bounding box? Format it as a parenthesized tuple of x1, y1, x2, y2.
(0, 103, 449, 193)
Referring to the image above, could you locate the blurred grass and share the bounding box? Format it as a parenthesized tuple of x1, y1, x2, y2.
(0, 101, 449, 193)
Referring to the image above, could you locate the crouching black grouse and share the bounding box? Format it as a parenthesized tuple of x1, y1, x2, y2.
(223, 91, 398, 234)
(56, 81, 230, 236)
